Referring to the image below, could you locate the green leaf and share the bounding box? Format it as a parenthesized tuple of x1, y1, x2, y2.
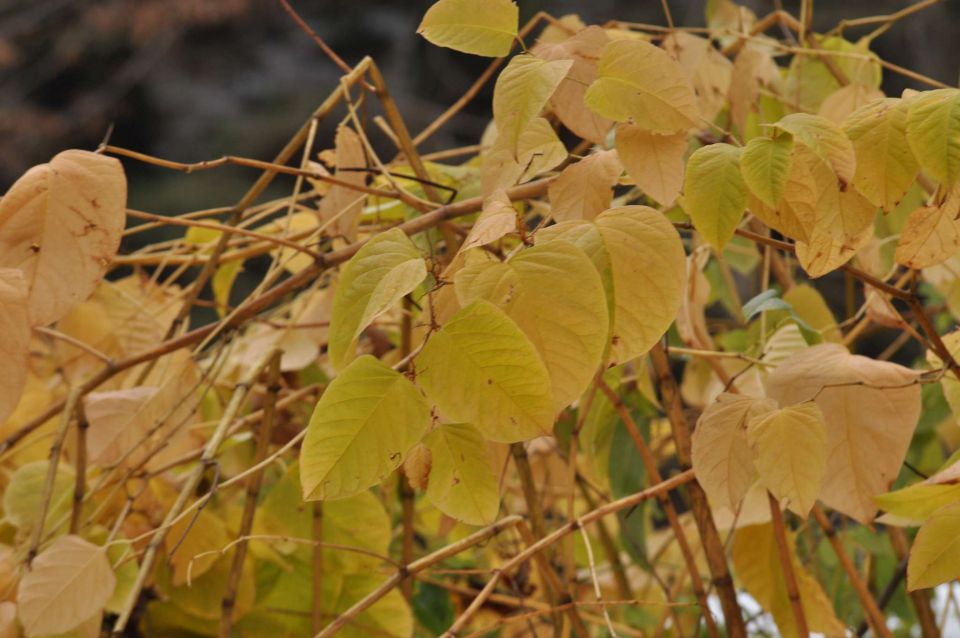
(328, 227, 426, 371)
(906, 88, 960, 186)
(455, 240, 609, 411)
(740, 134, 793, 208)
(584, 39, 698, 133)
(538, 206, 685, 365)
(414, 300, 554, 443)
(493, 54, 573, 154)
(417, 0, 518, 57)
(2, 459, 74, 533)
(908, 501, 960, 590)
(875, 482, 960, 525)
(682, 142, 747, 251)
(299, 355, 429, 500)
(423, 423, 500, 525)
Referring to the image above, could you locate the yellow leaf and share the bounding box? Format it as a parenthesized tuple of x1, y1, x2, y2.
(844, 97, 918, 211)
(908, 501, 960, 590)
(728, 45, 783, 137)
(875, 482, 960, 526)
(17, 535, 116, 637)
(533, 26, 613, 144)
(818, 83, 884, 124)
(481, 117, 567, 194)
(782, 284, 841, 343)
(455, 240, 608, 411)
(692, 393, 775, 511)
(784, 36, 880, 114)
(662, 32, 732, 123)
(682, 142, 747, 251)
(423, 423, 500, 525)
(414, 300, 554, 442)
(538, 206, 685, 364)
(166, 507, 229, 586)
(493, 54, 572, 154)
(0, 269, 28, 424)
(319, 124, 367, 241)
(740, 134, 793, 208)
(0, 150, 126, 326)
(616, 124, 687, 207)
(584, 39, 699, 133)
(766, 343, 921, 522)
(906, 88, 960, 186)
(895, 194, 960, 269)
(795, 187, 875, 277)
(460, 189, 517, 251)
(300, 355, 429, 500)
(548, 149, 622, 222)
(417, 0, 518, 57)
(733, 523, 846, 638)
(773, 113, 857, 186)
(747, 402, 827, 516)
(328, 227, 426, 370)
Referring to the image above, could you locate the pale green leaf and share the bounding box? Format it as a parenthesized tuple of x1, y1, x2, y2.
(906, 88, 960, 186)
(773, 113, 857, 186)
(299, 355, 429, 500)
(584, 39, 698, 133)
(328, 227, 426, 370)
(740, 134, 793, 208)
(908, 501, 960, 590)
(414, 300, 554, 442)
(423, 423, 500, 525)
(683, 142, 747, 251)
(417, 0, 518, 57)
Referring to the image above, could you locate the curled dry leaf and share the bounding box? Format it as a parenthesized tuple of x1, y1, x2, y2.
(16, 534, 115, 637)
(0, 149, 126, 327)
(319, 124, 367, 241)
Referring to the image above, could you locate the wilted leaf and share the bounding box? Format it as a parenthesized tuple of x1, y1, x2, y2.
(616, 124, 687, 207)
(300, 355, 430, 500)
(766, 343, 921, 522)
(319, 125, 367, 241)
(683, 142, 747, 251)
(17, 535, 116, 637)
(423, 423, 499, 525)
(460, 189, 517, 251)
(0, 269, 28, 424)
(548, 149, 622, 222)
(0, 149, 126, 326)
(328, 227, 426, 370)
(692, 393, 775, 511)
(533, 26, 612, 144)
(585, 39, 698, 133)
(415, 300, 554, 442)
(417, 0, 518, 57)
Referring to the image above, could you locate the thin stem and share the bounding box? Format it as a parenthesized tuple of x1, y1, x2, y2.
(768, 493, 808, 637)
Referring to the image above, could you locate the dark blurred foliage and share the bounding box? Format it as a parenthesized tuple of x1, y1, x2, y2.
(0, 0, 957, 214)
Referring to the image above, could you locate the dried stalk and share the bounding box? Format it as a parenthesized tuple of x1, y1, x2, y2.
(648, 342, 747, 638)
(768, 493, 809, 637)
(220, 351, 283, 637)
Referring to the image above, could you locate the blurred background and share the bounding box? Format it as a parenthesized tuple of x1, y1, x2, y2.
(0, 0, 956, 224)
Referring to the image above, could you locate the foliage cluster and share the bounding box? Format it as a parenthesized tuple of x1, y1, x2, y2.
(1, 1, 960, 637)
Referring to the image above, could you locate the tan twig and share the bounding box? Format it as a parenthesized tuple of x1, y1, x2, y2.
(768, 493, 808, 637)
